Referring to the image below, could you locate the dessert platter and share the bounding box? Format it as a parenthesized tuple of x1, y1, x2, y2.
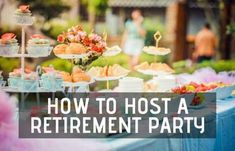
(103, 45, 122, 57)
(135, 61, 175, 76)
(88, 64, 129, 91)
(88, 64, 129, 81)
(60, 66, 95, 87)
(172, 81, 235, 100)
(143, 31, 171, 56)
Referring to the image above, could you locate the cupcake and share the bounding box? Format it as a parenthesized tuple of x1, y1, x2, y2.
(14, 5, 33, 25)
(41, 67, 63, 91)
(26, 34, 51, 56)
(0, 33, 19, 56)
(20, 72, 39, 91)
(8, 69, 22, 88)
(8, 68, 38, 91)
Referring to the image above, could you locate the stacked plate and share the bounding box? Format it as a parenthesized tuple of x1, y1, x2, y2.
(118, 77, 144, 92)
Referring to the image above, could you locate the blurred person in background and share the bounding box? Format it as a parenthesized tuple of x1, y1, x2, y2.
(121, 9, 146, 69)
(193, 23, 216, 63)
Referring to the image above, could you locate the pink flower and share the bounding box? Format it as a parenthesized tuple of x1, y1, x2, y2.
(99, 41, 107, 48)
(89, 33, 102, 42)
(78, 31, 87, 39)
(67, 35, 76, 42)
(0, 91, 14, 124)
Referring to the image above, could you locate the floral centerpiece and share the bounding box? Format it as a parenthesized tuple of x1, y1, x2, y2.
(53, 25, 107, 69)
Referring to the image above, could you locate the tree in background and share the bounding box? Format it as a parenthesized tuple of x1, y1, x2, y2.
(81, 0, 108, 29)
(219, 0, 234, 59)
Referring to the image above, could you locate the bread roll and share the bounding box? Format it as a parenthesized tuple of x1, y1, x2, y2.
(53, 44, 68, 54)
(59, 71, 72, 82)
(65, 43, 87, 54)
(72, 73, 91, 82)
(72, 66, 83, 74)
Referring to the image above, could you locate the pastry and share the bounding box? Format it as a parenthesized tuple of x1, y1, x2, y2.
(53, 44, 68, 54)
(88, 64, 129, 78)
(87, 67, 100, 77)
(134, 62, 149, 70)
(72, 73, 91, 82)
(72, 66, 83, 74)
(59, 71, 72, 82)
(135, 62, 174, 73)
(65, 43, 87, 54)
(111, 64, 129, 76)
(150, 63, 174, 73)
(71, 66, 91, 82)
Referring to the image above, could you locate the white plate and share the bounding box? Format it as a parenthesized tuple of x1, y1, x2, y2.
(2, 47, 53, 58)
(55, 53, 89, 59)
(62, 78, 95, 87)
(143, 47, 171, 56)
(98, 89, 114, 92)
(136, 69, 173, 76)
(93, 74, 128, 81)
(103, 45, 122, 57)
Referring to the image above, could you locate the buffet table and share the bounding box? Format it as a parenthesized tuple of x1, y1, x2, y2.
(105, 96, 235, 151)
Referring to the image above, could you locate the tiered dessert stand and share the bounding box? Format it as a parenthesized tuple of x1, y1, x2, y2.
(136, 31, 174, 92)
(0, 8, 55, 108)
(92, 43, 127, 92)
(1, 11, 54, 93)
(54, 45, 123, 92)
(55, 53, 96, 92)
(137, 31, 172, 76)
